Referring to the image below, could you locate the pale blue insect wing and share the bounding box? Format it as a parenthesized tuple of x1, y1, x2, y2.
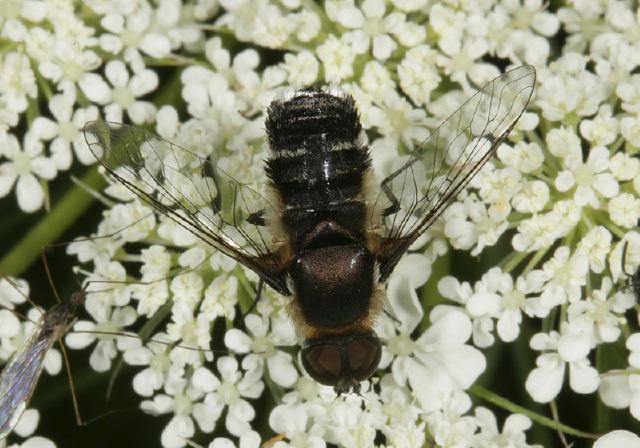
(0, 322, 59, 438)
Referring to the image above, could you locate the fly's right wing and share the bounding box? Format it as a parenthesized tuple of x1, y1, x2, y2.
(84, 122, 290, 295)
(373, 65, 536, 280)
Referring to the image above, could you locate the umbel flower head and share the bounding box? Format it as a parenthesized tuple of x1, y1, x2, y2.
(1, 1, 640, 448)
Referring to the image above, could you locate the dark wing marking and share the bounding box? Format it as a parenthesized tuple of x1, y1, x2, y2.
(84, 122, 289, 295)
(374, 65, 536, 280)
(0, 320, 58, 439)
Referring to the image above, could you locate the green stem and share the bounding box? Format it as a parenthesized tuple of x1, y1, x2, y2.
(523, 245, 550, 275)
(0, 165, 104, 276)
(469, 384, 599, 439)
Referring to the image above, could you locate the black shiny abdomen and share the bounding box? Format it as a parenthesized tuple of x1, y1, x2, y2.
(265, 87, 372, 251)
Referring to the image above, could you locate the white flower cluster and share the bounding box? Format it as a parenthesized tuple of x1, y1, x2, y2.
(2, 0, 640, 447)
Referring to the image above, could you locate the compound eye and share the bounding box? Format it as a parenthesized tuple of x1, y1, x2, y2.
(301, 343, 343, 386)
(346, 336, 381, 381)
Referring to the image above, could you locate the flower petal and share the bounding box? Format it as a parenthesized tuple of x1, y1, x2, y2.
(594, 430, 640, 448)
(16, 174, 44, 212)
(525, 362, 564, 403)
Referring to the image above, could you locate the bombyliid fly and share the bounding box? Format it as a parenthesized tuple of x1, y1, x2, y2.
(84, 65, 536, 394)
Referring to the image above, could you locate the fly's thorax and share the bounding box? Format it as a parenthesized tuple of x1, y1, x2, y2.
(291, 243, 374, 327)
(41, 293, 83, 335)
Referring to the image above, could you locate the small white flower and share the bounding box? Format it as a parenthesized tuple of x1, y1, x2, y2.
(609, 152, 640, 182)
(0, 52, 37, 114)
(576, 226, 612, 274)
(497, 141, 545, 174)
(568, 277, 632, 344)
(428, 4, 465, 57)
(609, 233, 640, 282)
(512, 204, 569, 252)
(320, 393, 385, 447)
(424, 390, 477, 448)
(208, 431, 261, 448)
(66, 305, 137, 372)
(99, 4, 172, 60)
(194, 357, 264, 437)
(381, 284, 485, 412)
(225, 313, 298, 388)
(0, 133, 57, 213)
(327, 0, 413, 61)
(141, 380, 202, 448)
(31, 87, 99, 169)
(365, 89, 429, 149)
(488, 0, 559, 65)
(293, 9, 321, 43)
(511, 180, 549, 213)
(104, 201, 157, 243)
(607, 193, 640, 229)
(37, 38, 101, 88)
(436, 38, 499, 93)
(269, 403, 326, 448)
(599, 333, 640, 421)
(621, 113, 640, 147)
(124, 333, 175, 397)
(579, 104, 619, 146)
(281, 51, 319, 86)
(166, 301, 211, 366)
(545, 126, 581, 161)
(616, 74, 640, 114)
(438, 275, 496, 347)
(0, 276, 28, 310)
(316, 35, 357, 83)
(538, 246, 589, 307)
(525, 322, 599, 403)
(397, 45, 440, 106)
(536, 53, 608, 121)
(359, 61, 395, 97)
(554, 146, 619, 208)
(79, 60, 158, 124)
(473, 407, 539, 448)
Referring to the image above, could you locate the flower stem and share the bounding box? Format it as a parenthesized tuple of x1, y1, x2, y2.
(469, 384, 599, 439)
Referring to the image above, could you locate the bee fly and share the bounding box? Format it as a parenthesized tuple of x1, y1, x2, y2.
(84, 65, 536, 394)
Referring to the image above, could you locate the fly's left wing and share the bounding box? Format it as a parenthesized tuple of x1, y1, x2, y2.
(0, 321, 57, 439)
(84, 122, 290, 295)
(372, 65, 536, 280)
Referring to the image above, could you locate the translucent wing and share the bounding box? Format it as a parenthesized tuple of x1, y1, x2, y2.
(0, 320, 58, 439)
(374, 65, 536, 279)
(84, 122, 289, 295)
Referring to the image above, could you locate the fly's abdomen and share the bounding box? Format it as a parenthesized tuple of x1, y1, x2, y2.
(265, 87, 373, 240)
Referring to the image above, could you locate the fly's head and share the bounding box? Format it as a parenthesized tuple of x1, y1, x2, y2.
(301, 333, 381, 395)
(44, 290, 86, 334)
